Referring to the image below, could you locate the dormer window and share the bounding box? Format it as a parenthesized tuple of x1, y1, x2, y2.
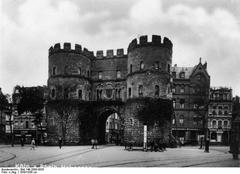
(197, 74, 201, 80)
(140, 61, 144, 70)
(180, 72, 185, 79)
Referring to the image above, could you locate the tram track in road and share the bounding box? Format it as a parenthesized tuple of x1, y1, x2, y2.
(84, 148, 230, 167)
(97, 155, 231, 167)
(0, 145, 112, 167)
(0, 149, 16, 164)
(35, 145, 113, 166)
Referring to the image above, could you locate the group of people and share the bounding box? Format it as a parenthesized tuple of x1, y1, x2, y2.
(19, 136, 62, 150)
(91, 139, 98, 149)
(149, 139, 167, 152)
(19, 137, 36, 150)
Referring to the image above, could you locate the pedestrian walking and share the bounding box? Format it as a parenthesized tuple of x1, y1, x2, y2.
(199, 137, 203, 149)
(177, 138, 182, 148)
(162, 138, 167, 151)
(205, 137, 210, 153)
(91, 139, 95, 149)
(158, 139, 163, 151)
(95, 139, 98, 149)
(30, 138, 35, 150)
(232, 139, 239, 160)
(20, 137, 24, 149)
(58, 137, 63, 149)
(150, 140, 154, 152)
(154, 141, 159, 152)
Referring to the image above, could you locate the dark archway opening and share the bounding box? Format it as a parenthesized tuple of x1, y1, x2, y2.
(97, 110, 123, 145)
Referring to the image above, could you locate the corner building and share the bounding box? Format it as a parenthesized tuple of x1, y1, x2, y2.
(47, 35, 173, 145)
(208, 87, 232, 145)
(171, 60, 210, 144)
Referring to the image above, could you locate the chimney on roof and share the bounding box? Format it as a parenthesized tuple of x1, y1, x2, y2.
(199, 57, 202, 64)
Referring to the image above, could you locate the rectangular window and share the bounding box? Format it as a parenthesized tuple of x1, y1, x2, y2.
(117, 70, 121, 79)
(173, 99, 176, 108)
(155, 85, 159, 97)
(138, 85, 143, 97)
(179, 117, 184, 124)
(64, 88, 68, 99)
(180, 103, 185, 109)
(193, 104, 198, 109)
(128, 88, 132, 98)
(26, 121, 29, 129)
(180, 87, 185, 93)
(180, 99, 185, 109)
(98, 71, 102, 79)
(172, 72, 176, 78)
(172, 87, 176, 93)
(52, 67, 56, 75)
(78, 89, 82, 99)
(154, 61, 159, 69)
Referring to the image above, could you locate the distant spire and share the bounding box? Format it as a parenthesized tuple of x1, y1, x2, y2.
(199, 57, 202, 63)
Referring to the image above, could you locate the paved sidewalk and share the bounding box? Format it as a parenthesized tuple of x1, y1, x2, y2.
(0, 145, 239, 167)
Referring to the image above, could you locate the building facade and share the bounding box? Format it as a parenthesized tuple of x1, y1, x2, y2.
(11, 86, 47, 144)
(171, 60, 210, 144)
(47, 35, 173, 144)
(208, 87, 232, 145)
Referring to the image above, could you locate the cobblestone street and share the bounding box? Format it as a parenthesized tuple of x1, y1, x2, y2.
(0, 145, 239, 167)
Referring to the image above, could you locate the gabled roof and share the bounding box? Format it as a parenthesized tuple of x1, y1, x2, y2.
(171, 65, 197, 79)
(171, 58, 209, 80)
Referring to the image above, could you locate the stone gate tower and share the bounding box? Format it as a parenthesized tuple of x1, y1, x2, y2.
(46, 35, 173, 145)
(124, 35, 173, 144)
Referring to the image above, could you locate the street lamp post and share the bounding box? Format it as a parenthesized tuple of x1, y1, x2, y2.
(7, 103, 14, 147)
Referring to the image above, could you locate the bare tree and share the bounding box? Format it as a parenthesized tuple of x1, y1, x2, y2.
(50, 100, 79, 143)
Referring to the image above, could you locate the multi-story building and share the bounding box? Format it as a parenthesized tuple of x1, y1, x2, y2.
(0, 87, 11, 143)
(208, 87, 232, 145)
(171, 59, 210, 144)
(12, 86, 47, 144)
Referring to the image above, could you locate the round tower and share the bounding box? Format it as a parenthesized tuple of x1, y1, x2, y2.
(124, 35, 173, 144)
(48, 42, 93, 101)
(126, 35, 172, 99)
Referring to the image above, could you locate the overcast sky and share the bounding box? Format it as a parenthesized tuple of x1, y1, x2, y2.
(1, 0, 240, 96)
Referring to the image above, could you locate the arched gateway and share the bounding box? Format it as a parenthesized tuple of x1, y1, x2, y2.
(46, 35, 173, 145)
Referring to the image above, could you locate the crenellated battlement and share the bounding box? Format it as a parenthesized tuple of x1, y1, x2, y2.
(95, 48, 127, 59)
(127, 35, 173, 52)
(49, 42, 94, 58)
